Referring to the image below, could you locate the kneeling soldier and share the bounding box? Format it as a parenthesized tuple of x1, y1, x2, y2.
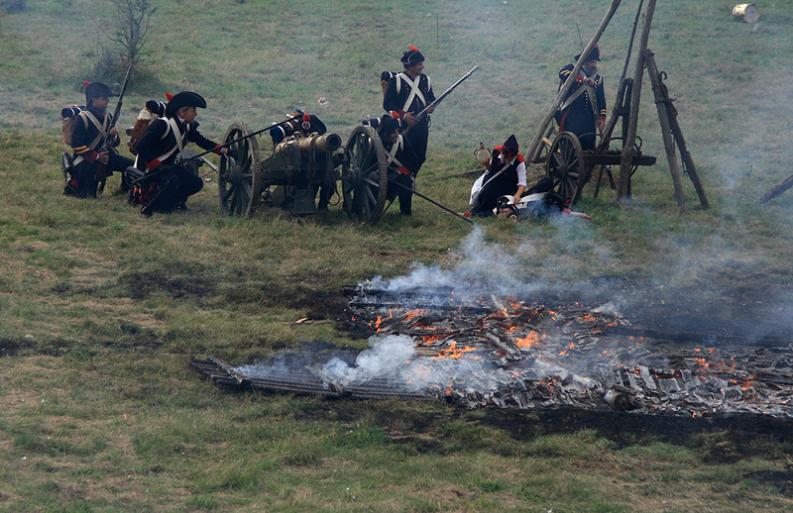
(67, 81, 133, 198)
(132, 91, 229, 215)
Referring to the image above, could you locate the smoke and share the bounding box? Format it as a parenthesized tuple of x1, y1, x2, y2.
(321, 334, 416, 387)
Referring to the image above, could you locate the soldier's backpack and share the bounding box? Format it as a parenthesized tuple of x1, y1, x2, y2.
(61, 105, 86, 146)
(127, 99, 167, 155)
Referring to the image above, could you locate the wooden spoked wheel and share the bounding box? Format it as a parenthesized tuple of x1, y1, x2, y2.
(218, 123, 261, 217)
(545, 132, 585, 205)
(341, 126, 389, 224)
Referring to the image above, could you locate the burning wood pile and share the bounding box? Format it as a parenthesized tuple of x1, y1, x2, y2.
(344, 285, 793, 418)
(193, 281, 793, 419)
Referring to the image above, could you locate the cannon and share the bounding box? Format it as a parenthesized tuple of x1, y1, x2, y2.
(217, 123, 345, 217)
(215, 121, 393, 223)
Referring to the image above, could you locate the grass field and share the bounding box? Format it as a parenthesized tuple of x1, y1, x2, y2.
(2, 0, 793, 511)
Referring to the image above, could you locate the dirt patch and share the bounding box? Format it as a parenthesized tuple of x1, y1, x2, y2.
(116, 260, 216, 301)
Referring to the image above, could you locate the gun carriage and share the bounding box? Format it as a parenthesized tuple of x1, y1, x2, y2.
(216, 121, 392, 223)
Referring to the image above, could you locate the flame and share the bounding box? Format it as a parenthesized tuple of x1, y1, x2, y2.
(422, 334, 443, 345)
(516, 331, 540, 350)
(374, 315, 383, 332)
(404, 309, 426, 322)
(695, 358, 710, 369)
(434, 341, 476, 360)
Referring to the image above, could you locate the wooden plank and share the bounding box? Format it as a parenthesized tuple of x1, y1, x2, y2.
(669, 112, 709, 208)
(645, 49, 686, 211)
(618, 0, 657, 200)
(759, 173, 793, 204)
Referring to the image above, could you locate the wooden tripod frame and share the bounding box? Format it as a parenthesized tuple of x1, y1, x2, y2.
(526, 0, 709, 211)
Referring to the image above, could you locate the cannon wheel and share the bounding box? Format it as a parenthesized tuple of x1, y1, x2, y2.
(218, 123, 261, 217)
(546, 132, 586, 205)
(342, 126, 389, 223)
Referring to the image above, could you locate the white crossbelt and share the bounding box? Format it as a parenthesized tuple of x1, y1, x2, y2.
(396, 72, 427, 113)
(153, 117, 186, 164)
(72, 111, 109, 165)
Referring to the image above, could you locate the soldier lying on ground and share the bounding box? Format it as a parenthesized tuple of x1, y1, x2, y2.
(468, 135, 527, 217)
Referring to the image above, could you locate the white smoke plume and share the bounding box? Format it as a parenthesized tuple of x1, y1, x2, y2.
(321, 334, 416, 387)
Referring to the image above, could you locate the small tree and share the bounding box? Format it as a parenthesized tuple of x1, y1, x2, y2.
(104, 0, 156, 67)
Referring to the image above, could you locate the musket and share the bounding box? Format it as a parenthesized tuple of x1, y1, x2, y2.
(387, 178, 473, 225)
(95, 62, 134, 192)
(405, 65, 479, 133)
(176, 113, 305, 166)
(131, 113, 305, 187)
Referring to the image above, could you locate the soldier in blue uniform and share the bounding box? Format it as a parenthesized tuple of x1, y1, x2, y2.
(376, 114, 422, 216)
(555, 47, 607, 150)
(67, 81, 133, 198)
(268, 110, 327, 145)
(131, 91, 229, 215)
(382, 44, 436, 215)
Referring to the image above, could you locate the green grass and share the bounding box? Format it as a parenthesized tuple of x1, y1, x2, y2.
(2, 0, 793, 511)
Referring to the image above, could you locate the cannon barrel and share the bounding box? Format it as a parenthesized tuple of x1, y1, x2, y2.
(274, 132, 342, 156)
(298, 133, 342, 153)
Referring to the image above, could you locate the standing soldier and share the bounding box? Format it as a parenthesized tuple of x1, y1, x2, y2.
(382, 44, 436, 215)
(376, 113, 422, 215)
(67, 81, 133, 198)
(555, 46, 606, 150)
(132, 91, 230, 215)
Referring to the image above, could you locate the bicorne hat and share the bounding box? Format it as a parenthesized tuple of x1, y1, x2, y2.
(503, 134, 519, 154)
(165, 91, 207, 117)
(84, 81, 115, 103)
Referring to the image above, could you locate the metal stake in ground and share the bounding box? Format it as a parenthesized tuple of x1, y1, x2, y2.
(388, 179, 474, 225)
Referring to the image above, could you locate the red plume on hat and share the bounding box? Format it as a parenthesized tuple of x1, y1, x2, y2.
(82, 80, 90, 89)
(164, 92, 175, 102)
(408, 44, 419, 52)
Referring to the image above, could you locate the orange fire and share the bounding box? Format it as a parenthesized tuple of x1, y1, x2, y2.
(516, 331, 540, 350)
(695, 358, 710, 369)
(374, 315, 383, 332)
(435, 341, 476, 360)
(422, 334, 443, 345)
(404, 309, 427, 322)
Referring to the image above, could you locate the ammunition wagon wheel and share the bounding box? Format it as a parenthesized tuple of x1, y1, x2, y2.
(218, 123, 261, 217)
(342, 126, 389, 224)
(546, 132, 586, 205)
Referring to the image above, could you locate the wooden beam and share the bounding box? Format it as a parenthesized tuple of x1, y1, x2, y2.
(617, 0, 657, 201)
(646, 49, 686, 211)
(669, 110, 709, 208)
(526, 0, 623, 162)
(759, 173, 793, 204)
